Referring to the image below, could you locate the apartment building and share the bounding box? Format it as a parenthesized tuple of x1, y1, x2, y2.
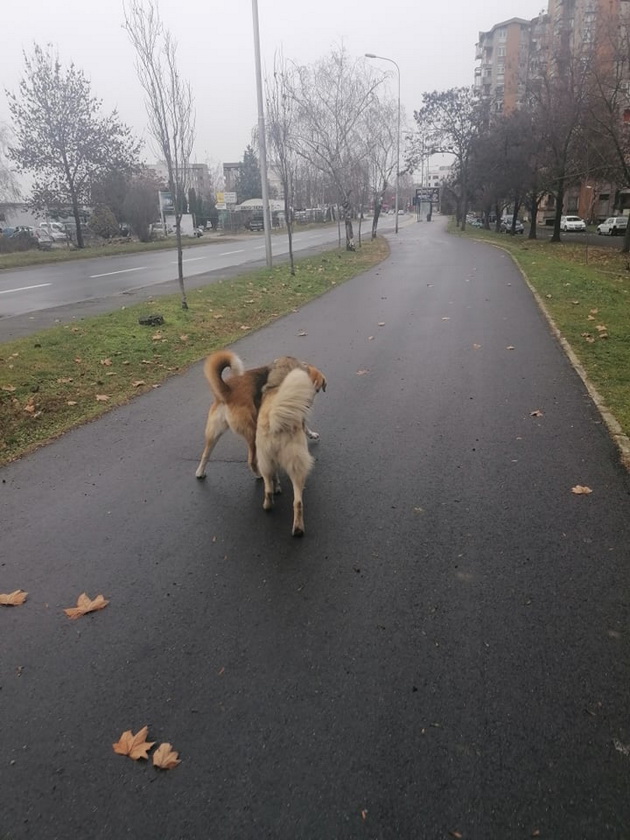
(475, 17, 535, 114)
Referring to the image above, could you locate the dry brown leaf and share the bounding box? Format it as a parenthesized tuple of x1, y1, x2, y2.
(57, 377, 73, 384)
(100, 358, 113, 366)
(595, 324, 607, 332)
(473, 343, 481, 350)
(95, 394, 110, 402)
(361, 810, 368, 822)
(132, 380, 146, 388)
(64, 592, 109, 619)
(240, 325, 250, 331)
(571, 485, 593, 495)
(67, 401, 78, 406)
(297, 330, 308, 337)
(153, 742, 181, 769)
(368, 335, 374, 341)
(113, 726, 155, 760)
(507, 345, 515, 350)
(530, 409, 544, 417)
(151, 332, 162, 341)
(442, 317, 450, 321)
(590, 308, 598, 314)
(1, 385, 16, 392)
(449, 832, 463, 839)
(0, 590, 28, 606)
(179, 334, 189, 342)
(377, 321, 385, 326)
(356, 369, 369, 376)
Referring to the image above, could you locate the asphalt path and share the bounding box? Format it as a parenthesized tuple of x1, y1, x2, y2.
(2, 216, 630, 839)
(0, 216, 398, 332)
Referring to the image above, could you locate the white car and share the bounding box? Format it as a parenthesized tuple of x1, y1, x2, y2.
(597, 216, 628, 236)
(561, 215, 586, 232)
(38, 222, 67, 242)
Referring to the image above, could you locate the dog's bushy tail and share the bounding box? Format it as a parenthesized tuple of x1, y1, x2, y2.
(203, 350, 244, 402)
(267, 368, 315, 435)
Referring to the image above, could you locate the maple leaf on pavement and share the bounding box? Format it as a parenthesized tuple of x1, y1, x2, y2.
(113, 726, 155, 760)
(0, 590, 28, 606)
(64, 592, 109, 619)
(153, 743, 181, 769)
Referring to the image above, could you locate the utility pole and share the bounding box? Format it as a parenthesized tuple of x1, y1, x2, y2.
(251, 0, 272, 267)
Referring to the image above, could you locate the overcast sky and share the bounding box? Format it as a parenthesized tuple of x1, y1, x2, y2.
(1, 0, 546, 170)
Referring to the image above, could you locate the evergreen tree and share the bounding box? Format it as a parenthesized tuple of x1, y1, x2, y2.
(235, 145, 262, 202)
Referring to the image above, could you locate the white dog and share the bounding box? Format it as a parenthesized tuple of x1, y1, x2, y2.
(255, 368, 316, 537)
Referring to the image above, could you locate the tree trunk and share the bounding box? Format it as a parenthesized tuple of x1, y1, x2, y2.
(284, 195, 295, 276)
(371, 194, 383, 239)
(621, 217, 630, 254)
(551, 176, 564, 244)
(69, 184, 84, 249)
(175, 215, 188, 309)
(342, 195, 355, 251)
(528, 193, 539, 240)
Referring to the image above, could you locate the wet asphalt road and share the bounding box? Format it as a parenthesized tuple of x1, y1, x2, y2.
(2, 217, 630, 839)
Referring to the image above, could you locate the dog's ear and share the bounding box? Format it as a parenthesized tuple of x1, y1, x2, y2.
(306, 365, 326, 392)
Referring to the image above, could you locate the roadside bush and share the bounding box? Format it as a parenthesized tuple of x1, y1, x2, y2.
(0, 231, 38, 253)
(89, 206, 120, 239)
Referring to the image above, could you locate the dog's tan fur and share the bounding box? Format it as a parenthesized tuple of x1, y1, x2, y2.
(256, 367, 316, 536)
(195, 350, 326, 480)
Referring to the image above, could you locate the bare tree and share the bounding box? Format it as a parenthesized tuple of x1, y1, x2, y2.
(288, 47, 384, 250)
(124, 0, 196, 308)
(362, 97, 398, 239)
(266, 53, 299, 274)
(412, 87, 488, 231)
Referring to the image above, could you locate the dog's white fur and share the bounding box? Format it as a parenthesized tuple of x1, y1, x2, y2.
(256, 367, 316, 537)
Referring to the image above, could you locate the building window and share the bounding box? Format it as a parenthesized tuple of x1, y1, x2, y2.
(498, 46, 506, 57)
(497, 27, 507, 40)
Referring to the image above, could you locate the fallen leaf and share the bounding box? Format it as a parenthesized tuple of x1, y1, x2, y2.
(95, 394, 110, 402)
(100, 358, 113, 366)
(240, 325, 250, 331)
(356, 369, 369, 376)
(132, 380, 146, 387)
(57, 377, 73, 384)
(368, 335, 374, 341)
(442, 317, 450, 321)
(0, 590, 28, 606)
(595, 324, 607, 332)
(64, 592, 109, 619)
(24, 403, 37, 414)
(571, 485, 593, 495)
(586, 314, 595, 321)
(361, 810, 368, 821)
(581, 332, 595, 343)
(507, 345, 515, 350)
(153, 742, 181, 769)
(179, 334, 189, 341)
(571, 300, 580, 305)
(449, 832, 463, 839)
(152, 332, 163, 341)
(378, 321, 385, 326)
(67, 401, 78, 406)
(531, 831, 541, 838)
(590, 308, 599, 314)
(473, 344, 481, 350)
(530, 409, 544, 417)
(1, 385, 16, 392)
(113, 726, 155, 760)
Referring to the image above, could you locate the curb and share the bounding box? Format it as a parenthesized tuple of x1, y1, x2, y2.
(491, 241, 630, 472)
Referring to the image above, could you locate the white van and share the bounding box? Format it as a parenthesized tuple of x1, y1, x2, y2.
(38, 222, 67, 241)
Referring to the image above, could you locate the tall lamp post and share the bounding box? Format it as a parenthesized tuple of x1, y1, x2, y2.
(252, 0, 272, 267)
(365, 53, 401, 234)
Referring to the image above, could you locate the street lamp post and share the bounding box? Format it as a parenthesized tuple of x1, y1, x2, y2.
(365, 53, 401, 234)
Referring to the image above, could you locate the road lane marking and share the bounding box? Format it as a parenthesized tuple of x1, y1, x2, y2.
(170, 257, 206, 263)
(89, 266, 148, 278)
(0, 283, 52, 295)
(219, 249, 245, 255)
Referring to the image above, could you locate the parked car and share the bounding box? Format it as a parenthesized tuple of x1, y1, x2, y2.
(246, 215, 264, 231)
(500, 218, 524, 234)
(38, 222, 67, 242)
(0, 226, 16, 238)
(560, 215, 586, 232)
(597, 216, 628, 236)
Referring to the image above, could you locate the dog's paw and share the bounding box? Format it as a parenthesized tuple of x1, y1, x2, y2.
(306, 428, 320, 441)
(195, 470, 206, 480)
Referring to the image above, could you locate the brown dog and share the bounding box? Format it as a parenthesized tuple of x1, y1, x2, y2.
(195, 350, 326, 480)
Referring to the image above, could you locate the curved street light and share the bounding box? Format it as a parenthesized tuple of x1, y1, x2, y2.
(365, 53, 401, 234)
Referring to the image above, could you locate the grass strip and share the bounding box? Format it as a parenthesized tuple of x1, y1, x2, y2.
(460, 225, 630, 449)
(0, 237, 389, 466)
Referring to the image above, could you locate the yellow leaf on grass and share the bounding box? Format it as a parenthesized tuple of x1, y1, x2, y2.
(64, 592, 109, 619)
(67, 401, 78, 406)
(113, 726, 155, 760)
(100, 358, 113, 366)
(95, 394, 110, 402)
(132, 381, 146, 388)
(153, 742, 181, 769)
(0, 590, 28, 606)
(1, 385, 16, 392)
(571, 485, 593, 495)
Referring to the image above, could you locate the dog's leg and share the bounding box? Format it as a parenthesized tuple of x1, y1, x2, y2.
(305, 425, 320, 441)
(273, 473, 282, 494)
(195, 404, 228, 479)
(261, 473, 275, 510)
(244, 429, 260, 477)
(287, 458, 311, 537)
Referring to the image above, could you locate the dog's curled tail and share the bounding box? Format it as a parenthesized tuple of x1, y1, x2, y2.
(267, 368, 315, 435)
(203, 350, 244, 401)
